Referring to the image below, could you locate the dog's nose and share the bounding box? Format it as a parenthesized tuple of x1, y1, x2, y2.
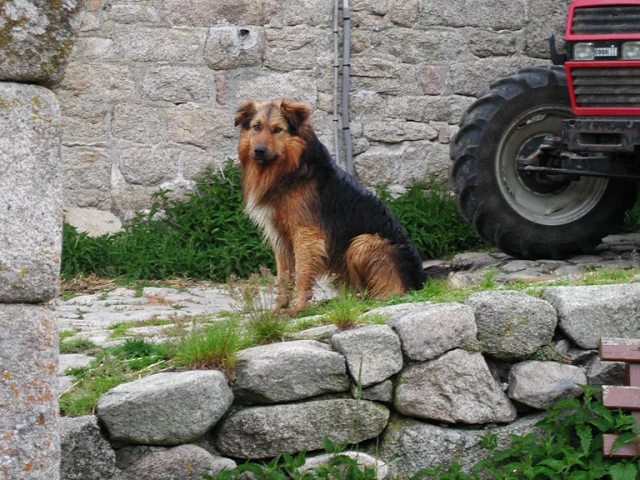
(253, 145, 267, 157)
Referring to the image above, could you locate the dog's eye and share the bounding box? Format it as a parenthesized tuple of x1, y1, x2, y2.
(273, 126, 283, 134)
(253, 124, 260, 131)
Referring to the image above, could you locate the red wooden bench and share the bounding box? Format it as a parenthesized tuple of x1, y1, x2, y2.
(600, 337, 640, 457)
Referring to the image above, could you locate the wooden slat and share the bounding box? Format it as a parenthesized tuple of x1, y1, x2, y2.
(600, 338, 640, 362)
(627, 364, 640, 386)
(603, 386, 640, 409)
(603, 434, 640, 457)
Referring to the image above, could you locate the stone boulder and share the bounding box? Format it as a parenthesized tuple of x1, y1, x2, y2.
(465, 291, 557, 360)
(301, 452, 388, 480)
(64, 207, 123, 237)
(331, 325, 403, 387)
(114, 445, 235, 480)
(507, 361, 587, 409)
(351, 380, 394, 403)
(544, 284, 640, 349)
(215, 399, 390, 458)
(587, 357, 626, 386)
(395, 349, 516, 424)
(387, 302, 477, 361)
(0, 0, 88, 85)
(380, 413, 545, 477)
(97, 371, 233, 445)
(0, 83, 62, 302)
(60, 416, 117, 480)
(233, 340, 349, 403)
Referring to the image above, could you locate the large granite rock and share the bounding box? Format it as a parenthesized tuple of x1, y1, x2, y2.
(331, 325, 403, 387)
(0, 0, 88, 85)
(114, 445, 235, 480)
(507, 361, 587, 409)
(587, 357, 626, 386)
(64, 207, 123, 237)
(387, 302, 477, 361)
(60, 416, 117, 480)
(301, 452, 388, 480)
(465, 291, 557, 360)
(215, 399, 390, 458)
(0, 83, 62, 302)
(544, 284, 640, 349)
(0, 305, 60, 478)
(233, 340, 349, 403)
(395, 349, 516, 424)
(97, 371, 233, 445)
(380, 413, 545, 477)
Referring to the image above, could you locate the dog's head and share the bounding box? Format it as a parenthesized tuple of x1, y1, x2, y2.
(235, 99, 311, 167)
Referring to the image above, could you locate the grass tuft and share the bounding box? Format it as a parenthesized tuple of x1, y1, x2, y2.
(173, 320, 245, 374)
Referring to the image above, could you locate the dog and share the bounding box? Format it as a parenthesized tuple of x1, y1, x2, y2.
(235, 99, 468, 314)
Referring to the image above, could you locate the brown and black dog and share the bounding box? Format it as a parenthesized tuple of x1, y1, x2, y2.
(235, 99, 461, 314)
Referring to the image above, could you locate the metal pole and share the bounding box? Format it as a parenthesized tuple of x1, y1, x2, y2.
(333, 0, 341, 166)
(342, 0, 354, 175)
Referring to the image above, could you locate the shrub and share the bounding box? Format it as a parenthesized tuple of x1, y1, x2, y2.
(61, 162, 274, 282)
(61, 164, 480, 283)
(380, 182, 482, 260)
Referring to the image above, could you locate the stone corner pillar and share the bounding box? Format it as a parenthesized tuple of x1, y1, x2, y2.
(0, 2, 88, 479)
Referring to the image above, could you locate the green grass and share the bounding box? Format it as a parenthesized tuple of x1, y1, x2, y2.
(60, 339, 171, 416)
(59, 329, 80, 342)
(59, 338, 100, 354)
(107, 318, 174, 339)
(173, 319, 246, 373)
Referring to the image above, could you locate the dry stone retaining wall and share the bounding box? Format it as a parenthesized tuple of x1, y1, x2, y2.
(57, 0, 571, 218)
(61, 283, 640, 479)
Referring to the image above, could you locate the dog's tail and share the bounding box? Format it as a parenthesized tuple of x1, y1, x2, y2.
(423, 262, 482, 289)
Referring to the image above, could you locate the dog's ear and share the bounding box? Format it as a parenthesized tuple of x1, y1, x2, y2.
(280, 100, 311, 131)
(235, 100, 257, 128)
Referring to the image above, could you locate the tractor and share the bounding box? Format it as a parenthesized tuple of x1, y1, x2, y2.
(450, 0, 640, 259)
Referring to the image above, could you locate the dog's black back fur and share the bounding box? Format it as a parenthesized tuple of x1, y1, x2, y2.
(291, 133, 428, 291)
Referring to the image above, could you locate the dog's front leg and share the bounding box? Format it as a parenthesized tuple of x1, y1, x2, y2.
(273, 246, 294, 313)
(290, 227, 327, 315)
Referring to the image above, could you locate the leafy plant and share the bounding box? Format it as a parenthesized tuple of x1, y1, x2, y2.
(62, 164, 483, 284)
(61, 162, 274, 282)
(419, 385, 640, 480)
(379, 182, 482, 260)
(201, 438, 379, 480)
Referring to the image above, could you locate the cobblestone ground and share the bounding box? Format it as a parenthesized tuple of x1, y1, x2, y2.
(55, 233, 640, 389)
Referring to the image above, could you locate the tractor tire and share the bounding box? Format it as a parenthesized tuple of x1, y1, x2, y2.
(450, 66, 637, 259)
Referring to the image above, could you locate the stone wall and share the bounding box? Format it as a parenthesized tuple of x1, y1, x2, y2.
(60, 283, 640, 479)
(57, 0, 571, 217)
(0, 2, 87, 478)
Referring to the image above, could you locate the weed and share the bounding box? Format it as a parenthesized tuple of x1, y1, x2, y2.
(531, 344, 572, 364)
(61, 163, 274, 282)
(173, 319, 245, 374)
(379, 181, 482, 260)
(107, 318, 174, 339)
(59, 329, 79, 341)
(326, 289, 367, 330)
(74, 309, 87, 319)
(59, 289, 78, 301)
(59, 338, 100, 354)
(60, 339, 171, 416)
(201, 387, 640, 480)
